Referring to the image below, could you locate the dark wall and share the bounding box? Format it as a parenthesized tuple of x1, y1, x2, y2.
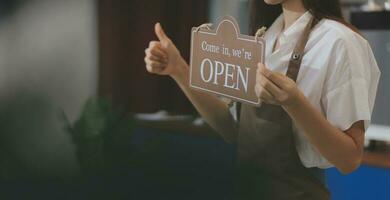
(98, 0, 209, 114)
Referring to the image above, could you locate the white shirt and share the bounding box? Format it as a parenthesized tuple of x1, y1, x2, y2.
(232, 11, 381, 168)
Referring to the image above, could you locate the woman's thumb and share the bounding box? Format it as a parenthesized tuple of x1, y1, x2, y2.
(155, 23, 170, 43)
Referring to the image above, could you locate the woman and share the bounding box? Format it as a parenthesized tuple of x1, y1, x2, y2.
(144, 0, 380, 199)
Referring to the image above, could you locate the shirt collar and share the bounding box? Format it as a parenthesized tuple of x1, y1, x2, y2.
(264, 11, 312, 44)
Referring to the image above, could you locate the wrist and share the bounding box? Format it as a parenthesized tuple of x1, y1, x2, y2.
(283, 91, 306, 112)
(171, 58, 189, 85)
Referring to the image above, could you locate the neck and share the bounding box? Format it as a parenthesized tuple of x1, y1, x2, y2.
(281, 0, 306, 30)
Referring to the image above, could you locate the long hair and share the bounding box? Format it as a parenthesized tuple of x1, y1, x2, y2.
(249, 0, 358, 34)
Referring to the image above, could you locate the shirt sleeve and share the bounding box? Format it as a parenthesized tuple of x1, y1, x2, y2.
(321, 38, 380, 131)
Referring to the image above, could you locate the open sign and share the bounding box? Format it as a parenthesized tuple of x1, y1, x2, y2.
(189, 16, 265, 106)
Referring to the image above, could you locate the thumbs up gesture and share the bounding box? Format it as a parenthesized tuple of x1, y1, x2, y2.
(144, 23, 184, 76)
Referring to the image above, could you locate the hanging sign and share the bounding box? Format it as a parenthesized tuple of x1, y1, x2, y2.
(189, 16, 265, 106)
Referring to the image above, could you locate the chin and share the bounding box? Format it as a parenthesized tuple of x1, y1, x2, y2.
(264, 0, 284, 5)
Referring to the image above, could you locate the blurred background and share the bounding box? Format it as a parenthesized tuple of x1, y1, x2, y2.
(0, 0, 389, 199)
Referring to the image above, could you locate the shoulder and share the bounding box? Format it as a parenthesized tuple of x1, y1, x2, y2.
(309, 18, 373, 66)
(312, 18, 380, 89)
(314, 18, 370, 49)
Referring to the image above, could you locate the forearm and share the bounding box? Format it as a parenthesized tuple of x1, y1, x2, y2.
(283, 93, 363, 174)
(171, 59, 237, 143)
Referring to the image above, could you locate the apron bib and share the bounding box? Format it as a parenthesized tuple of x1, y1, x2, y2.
(234, 17, 330, 200)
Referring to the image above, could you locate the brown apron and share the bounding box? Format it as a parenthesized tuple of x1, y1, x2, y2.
(234, 17, 330, 200)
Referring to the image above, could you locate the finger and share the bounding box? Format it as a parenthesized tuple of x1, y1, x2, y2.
(145, 46, 168, 63)
(149, 41, 168, 55)
(255, 83, 275, 104)
(149, 41, 161, 48)
(149, 61, 165, 68)
(258, 75, 283, 97)
(271, 73, 292, 90)
(147, 54, 168, 64)
(155, 23, 170, 44)
(144, 58, 165, 68)
(259, 91, 276, 104)
(257, 66, 283, 97)
(145, 47, 167, 60)
(258, 63, 272, 78)
(146, 64, 163, 74)
(258, 63, 289, 90)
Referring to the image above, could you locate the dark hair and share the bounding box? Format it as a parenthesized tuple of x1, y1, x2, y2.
(249, 0, 358, 34)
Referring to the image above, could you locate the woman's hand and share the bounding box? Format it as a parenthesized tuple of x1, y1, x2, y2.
(255, 63, 303, 106)
(144, 23, 185, 78)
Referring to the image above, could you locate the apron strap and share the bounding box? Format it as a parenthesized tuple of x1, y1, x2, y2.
(286, 17, 319, 81)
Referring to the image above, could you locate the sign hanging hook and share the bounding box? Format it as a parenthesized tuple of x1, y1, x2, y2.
(255, 26, 267, 42)
(195, 23, 213, 32)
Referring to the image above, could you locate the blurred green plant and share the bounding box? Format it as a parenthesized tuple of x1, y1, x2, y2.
(62, 97, 134, 177)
